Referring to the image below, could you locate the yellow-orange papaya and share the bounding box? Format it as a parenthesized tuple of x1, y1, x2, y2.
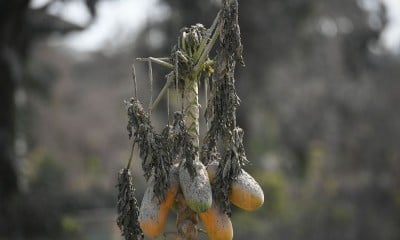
(206, 161, 264, 211)
(139, 169, 179, 238)
(199, 201, 233, 240)
(179, 159, 212, 213)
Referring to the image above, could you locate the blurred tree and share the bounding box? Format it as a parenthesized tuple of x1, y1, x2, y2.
(0, 1, 33, 236)
(0, 0, 96, 238)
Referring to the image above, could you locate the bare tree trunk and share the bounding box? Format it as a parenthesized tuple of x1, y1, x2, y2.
(0, 0, 29, 237)
(0, 56, 18, 236)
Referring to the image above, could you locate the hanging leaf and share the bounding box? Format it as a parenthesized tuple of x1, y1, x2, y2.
(126, 98, 173, 201)
(172, 112, 197, 177)
(116, 168, 143, 240)
(201, 0, 248, 215)
(220, 0, 244, 66)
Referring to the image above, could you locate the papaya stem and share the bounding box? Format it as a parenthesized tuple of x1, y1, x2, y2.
(150, 72, 175, 112)
(193, 21, 222, 76)
(126, 141, 135, 169)
(183, 74, 200, 148)
(131, 64, 137, 98)
(175, 193, 198, 240)
(136, 57, 174, 69)
(193, 10, 221, 62)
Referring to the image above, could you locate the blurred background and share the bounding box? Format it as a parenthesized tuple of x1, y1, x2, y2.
(1, 0, 400, 239)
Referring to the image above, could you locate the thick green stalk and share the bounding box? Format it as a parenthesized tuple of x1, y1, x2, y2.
(183, 75, 200, 149)
(173, 75, 200, 240)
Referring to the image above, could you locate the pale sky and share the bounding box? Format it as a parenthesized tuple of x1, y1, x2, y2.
(381, 0, 400, 51)
(31, 0, 400, 53)
(31, 0, 167, 52)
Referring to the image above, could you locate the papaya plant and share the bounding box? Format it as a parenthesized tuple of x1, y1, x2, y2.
(117, 0, 264, 239)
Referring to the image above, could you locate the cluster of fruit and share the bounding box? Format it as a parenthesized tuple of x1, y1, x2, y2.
(139, 159, 264, 239)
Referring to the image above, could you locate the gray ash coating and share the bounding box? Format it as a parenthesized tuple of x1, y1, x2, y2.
(139, 165, 179, 224)
(179, 159, 212, 213)
(233, 170, 264, 207)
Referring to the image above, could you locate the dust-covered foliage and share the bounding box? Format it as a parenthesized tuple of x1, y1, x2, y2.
(116, 169, 143, 240)
(201, 0, 249, 214)
(171, 112, 197, 177)
(126, 98, 173, 201)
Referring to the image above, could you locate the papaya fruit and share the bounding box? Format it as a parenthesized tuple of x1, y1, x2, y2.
(179, 159, 212, 212)
(139, 168, 179, 238)
(199, 201, 233, 240)
(206, 161, 264, 211)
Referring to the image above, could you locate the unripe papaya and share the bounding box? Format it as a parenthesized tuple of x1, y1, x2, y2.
(199, 201, 233, 240)
(179, 159, 212, 212)
(207, 161, 264, 211)
(139, 169, 179, 238)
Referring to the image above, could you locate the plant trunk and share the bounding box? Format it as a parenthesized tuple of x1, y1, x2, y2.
(183, 76, 200, 149)
(176, 75, 200, 239)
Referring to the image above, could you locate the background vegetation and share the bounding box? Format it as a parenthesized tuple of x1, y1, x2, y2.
(1, 0, 399, 239)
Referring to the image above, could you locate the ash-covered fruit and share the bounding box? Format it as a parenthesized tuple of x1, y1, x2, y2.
(199, 200, 233, 240)
(139, 168, 179, 238)
(207, 161, 264, 211)
(179, 159, 212, 213)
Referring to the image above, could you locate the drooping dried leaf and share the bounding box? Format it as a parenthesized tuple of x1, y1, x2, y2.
(220, 0, 244, 66)
(126, 98, 173, 200)
(116, 168, 143, 240)
(172, 112, 197, 178)
(201, 0, 248, 215)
